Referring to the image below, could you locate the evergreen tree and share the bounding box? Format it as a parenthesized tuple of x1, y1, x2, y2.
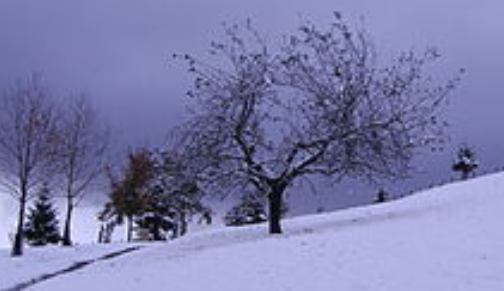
(452, 145, 478, 180)
(150, 151, 210, 239)
(134, 188, 176, 241)
(24, 186, 61, 246)
(224, 194, 267, 226)
(374, 189, 390, 204)
(135, 213, 175, 241)
(100, 149, 154, 242)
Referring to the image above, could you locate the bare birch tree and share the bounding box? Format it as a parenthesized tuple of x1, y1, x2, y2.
(0, 75, 58, 256)
(176, 14, 461, 234)
(56, 95, 109, 246)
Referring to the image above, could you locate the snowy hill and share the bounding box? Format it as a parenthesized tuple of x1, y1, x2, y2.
(2, 173, 504, 291)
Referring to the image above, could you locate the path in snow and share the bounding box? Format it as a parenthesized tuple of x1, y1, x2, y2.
(0, 246, 142, 291)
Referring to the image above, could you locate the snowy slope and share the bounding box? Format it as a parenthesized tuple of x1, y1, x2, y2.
(0, 243, 144, 289)
(2, 173, 504, 291)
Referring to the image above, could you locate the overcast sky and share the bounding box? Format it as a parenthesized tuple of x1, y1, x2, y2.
(0, 0, 503, 215)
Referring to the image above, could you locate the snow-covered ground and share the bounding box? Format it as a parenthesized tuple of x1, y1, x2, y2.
(0, 243, 143, 290)
(2, 173, 504, 291)
(0, 194, 15, 248)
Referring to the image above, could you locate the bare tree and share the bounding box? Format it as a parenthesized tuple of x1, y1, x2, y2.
(56, 95, 109, 246)
(176, 14, 461, 234)
(0, 75, 58, 256)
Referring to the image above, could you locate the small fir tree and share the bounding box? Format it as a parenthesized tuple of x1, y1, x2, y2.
(452, 146, 478, 180)
(374, 189, 390, 204)
(24, 186, 61, 246)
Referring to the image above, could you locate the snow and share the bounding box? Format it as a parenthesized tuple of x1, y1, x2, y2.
(0, 243, 143, 289)
(2, 172, 504, 291)
(0, 194, 15, 248)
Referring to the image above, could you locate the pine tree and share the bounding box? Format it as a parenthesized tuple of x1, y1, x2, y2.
(24, 186, 61, 246)
(452, 145, 478, 180)
(224, 194, 267, 226)
(374, 189, 390, 203)
(134, 189, 176, 241)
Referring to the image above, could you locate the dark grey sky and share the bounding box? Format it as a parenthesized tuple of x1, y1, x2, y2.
(0, 0, 503, 212)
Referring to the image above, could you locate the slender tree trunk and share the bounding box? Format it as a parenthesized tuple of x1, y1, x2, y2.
(62, 199, 74, 246)
(98, 225, 104, 244)
(180, 212, 187, 237)
(152, 222, 162, 241)
(171, 220, 179, 240)
(127, 216, 133, 242)
(12, 195, 27, 256)
(268, 182, 287, 234)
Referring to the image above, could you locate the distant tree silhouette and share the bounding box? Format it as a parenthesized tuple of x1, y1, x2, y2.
(452, 145, 478, 180)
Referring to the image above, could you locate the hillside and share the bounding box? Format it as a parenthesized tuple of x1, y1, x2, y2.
(2, 173, 504, 291)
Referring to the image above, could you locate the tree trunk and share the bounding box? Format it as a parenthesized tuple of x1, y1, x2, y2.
(171, 222, 179, 240)
(11, 196, 27, 256)
(179, 212, 187, 237)
(268, 182, 286, 234)
(98, 225, 104, 244)
(126, 216, 133, 242)
(62, 201, 74, 246)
